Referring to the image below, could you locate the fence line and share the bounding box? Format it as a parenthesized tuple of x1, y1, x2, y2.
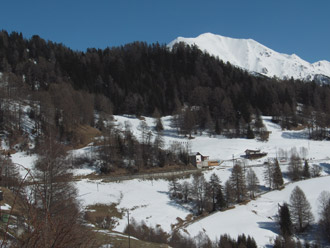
(102, 168, 201, 182)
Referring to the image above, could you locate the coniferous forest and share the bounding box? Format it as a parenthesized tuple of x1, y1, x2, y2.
(2, 30, 330, 142)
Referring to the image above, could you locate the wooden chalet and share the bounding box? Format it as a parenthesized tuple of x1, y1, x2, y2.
(189, 152, 219, 169)
(189, 152, 209, 169)
(245, 149, 267, 159)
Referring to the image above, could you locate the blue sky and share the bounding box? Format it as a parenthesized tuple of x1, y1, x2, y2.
(1, 0, 329, 62)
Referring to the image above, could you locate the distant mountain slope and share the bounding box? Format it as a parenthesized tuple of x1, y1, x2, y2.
(169, 33, 330, 83)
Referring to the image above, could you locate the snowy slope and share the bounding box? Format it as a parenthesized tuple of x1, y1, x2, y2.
(75, 115, 330, 240)
(10, 113, 330, 246)
(186, 176, 330, 247)
(169, 33, 330, 82)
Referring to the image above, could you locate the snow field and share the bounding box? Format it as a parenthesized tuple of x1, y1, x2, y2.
(76, 178, 191, 233)
(10, 152, 38, 179)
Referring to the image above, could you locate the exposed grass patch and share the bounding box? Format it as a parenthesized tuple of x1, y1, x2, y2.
(93, 228, 169, 248)
(0, 187, 29, 242)
(84, 203, 123, 230)
(238, 199, 251, 206)
(75, 163, 200, 181)
(84, 204, 169, 247)
(72, 125, 101, 149)
(0, 187, 24, 216)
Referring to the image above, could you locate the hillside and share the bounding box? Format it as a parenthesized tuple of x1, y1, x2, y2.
(169, 33, 330, 83)
(74, 115, 330, 246)
(8, 114, 330, 247)
(2, 30, 330, 142)
(1, 30, 330, 247)
(186, 176, 330, 246)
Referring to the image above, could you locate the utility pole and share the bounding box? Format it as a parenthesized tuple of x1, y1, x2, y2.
(275, 146, 278, 160)
(127, 210, 131, 248)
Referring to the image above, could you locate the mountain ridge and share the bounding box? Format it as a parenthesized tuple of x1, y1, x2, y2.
(169, 33, 330, 83)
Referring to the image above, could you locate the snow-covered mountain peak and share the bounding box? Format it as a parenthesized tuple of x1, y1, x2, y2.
(169, 33, 330, 83)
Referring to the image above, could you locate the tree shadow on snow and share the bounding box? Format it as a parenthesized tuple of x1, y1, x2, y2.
(281, 131, 308, 140)
(162, 129, 185, 139)
(259, 185, 271, 192)
(157, 191, 191, 212)
(157, 190, 170, 196)
(257, 221, 278, 234)
(320, 163, 330, 174)
(281, 171, 291, 180)
(295, 224, 330, 247)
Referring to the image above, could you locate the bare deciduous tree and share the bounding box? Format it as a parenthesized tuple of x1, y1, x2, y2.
(246, 168, 259, 198)
(230, 164, 247, 203)
(318, 192, 330, 241)
(33, 136, 76, 215)
(168, 177, 180, 199)
(263, 160, 274, 190)
(289, 186, 314, 232)
(288, 155, 302, 181)
(311, 164, 322, 177)
(179, 181, 190, 203)
(191, 174, 208, 214)
(0, 155, 20, 190)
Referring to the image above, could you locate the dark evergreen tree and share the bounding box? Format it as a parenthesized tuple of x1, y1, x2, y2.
(155, 117, 164, 132)
(224, 179, 235, 206)
(246, 168, 259, 198)
(214, 119, 221, 135)
(207, 173, 223, 211)
(246, 124, 255, 139)
(302, 159, 311, 179)
(278, 203, 293, 238)
(246, 235, 257, 248)
(273, 159, 284, 189)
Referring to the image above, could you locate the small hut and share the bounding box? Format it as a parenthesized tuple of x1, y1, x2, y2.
(189, 152, 209, 169)
(245, 149, 267, 159)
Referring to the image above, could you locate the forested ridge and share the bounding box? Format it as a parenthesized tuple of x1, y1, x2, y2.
(1, 30, 330, 139)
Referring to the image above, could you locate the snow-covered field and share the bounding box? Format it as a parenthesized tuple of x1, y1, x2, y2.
(8, 115, 330, 247)
(76, 178, 191, 232)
